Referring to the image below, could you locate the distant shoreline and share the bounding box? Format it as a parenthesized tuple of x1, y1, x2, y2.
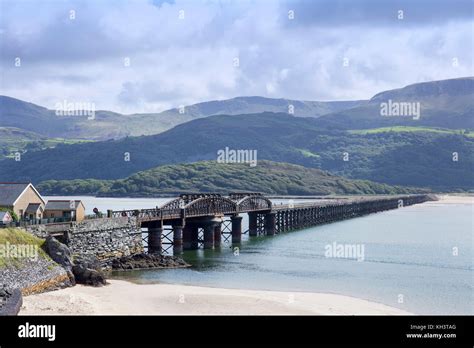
(42, 193, 472, 200)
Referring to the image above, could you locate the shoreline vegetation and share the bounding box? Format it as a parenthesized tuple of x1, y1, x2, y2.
(37, 160, 431, 197)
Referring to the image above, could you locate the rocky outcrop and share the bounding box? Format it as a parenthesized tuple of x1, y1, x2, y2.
(111, 253, 190, 270)
(0, 229, 74, 316)
(44, 235, 73, 268)
(71, 254, 107, 287)
(0, 286, 22, 316)
(43, 237, 107, 287)
(3, 227, 187, 302)
(42, 237, 189, 286)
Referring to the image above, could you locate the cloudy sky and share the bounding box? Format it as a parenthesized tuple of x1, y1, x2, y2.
(0, 0, 472, 113)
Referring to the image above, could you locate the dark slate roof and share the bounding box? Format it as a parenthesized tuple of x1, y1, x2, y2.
(0, 183, 30, 206)
(26, 203, 42, 213)
(45, 200, 83, 210)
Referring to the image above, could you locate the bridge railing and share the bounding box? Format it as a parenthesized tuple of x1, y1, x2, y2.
(160, 207, 183, 219)
(273, 194, 431, 211)
(272, 199, 348, 211)
(110, 194, 432, 222)
(184, 196, 237, 217)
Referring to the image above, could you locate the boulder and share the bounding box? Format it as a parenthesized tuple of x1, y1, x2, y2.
(66, 269, 76, 286)
(111, 253, 190, 270)
(0, 285, 22, 316)
(73, 254, 102, 270)
(0, 286, 11, 299)
(44, 236, 73, 269)
(72, 254, 107, 287)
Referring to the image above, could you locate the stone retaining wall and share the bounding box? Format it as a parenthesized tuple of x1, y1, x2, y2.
(26, 222, 72, 239)
(68, 217, 143, 265)
(26, 217, 144, 265)
(25, 217, 143, 266)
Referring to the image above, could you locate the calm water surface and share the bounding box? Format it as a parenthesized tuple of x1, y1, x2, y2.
(46, 196, 473, 314)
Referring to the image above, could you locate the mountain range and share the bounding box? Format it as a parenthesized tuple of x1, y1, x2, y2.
(0, 77, 472, 192)
(0, 95, 364, 140)
(316, 77, 474, 130)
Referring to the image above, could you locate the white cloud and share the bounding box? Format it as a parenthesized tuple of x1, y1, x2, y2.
(0, 0, 472, 113)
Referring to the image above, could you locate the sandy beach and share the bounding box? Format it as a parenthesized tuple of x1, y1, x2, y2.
(20, 279, 410, 315)
(429, 194, 473, 205)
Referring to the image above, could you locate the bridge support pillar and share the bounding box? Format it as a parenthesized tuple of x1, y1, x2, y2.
(203, 223, 215, 249)
(173, 225, 184, 254)
(265, 212, 276, 236)
(214, 224, 221, 248)
(183, 224, 199, 250)
(248, 213, 258, 237)
(231, 215, 243, 244)
(148, 222, 163, 254)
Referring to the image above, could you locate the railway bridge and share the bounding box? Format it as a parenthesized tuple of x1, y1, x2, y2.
(110, 193, 432, 254)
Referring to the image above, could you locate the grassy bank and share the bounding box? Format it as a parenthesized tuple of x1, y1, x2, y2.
(0, 228, 49, 268)
(0, 228, 73, 295)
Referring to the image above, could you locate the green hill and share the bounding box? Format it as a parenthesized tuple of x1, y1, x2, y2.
(1, 77, 472, 191)
(1, 112, 473, 190)
(37, 160, 426, 197)
(0, 127, 90, 160)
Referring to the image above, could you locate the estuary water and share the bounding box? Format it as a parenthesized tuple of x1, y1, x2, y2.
(45, 195, 474, 314)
